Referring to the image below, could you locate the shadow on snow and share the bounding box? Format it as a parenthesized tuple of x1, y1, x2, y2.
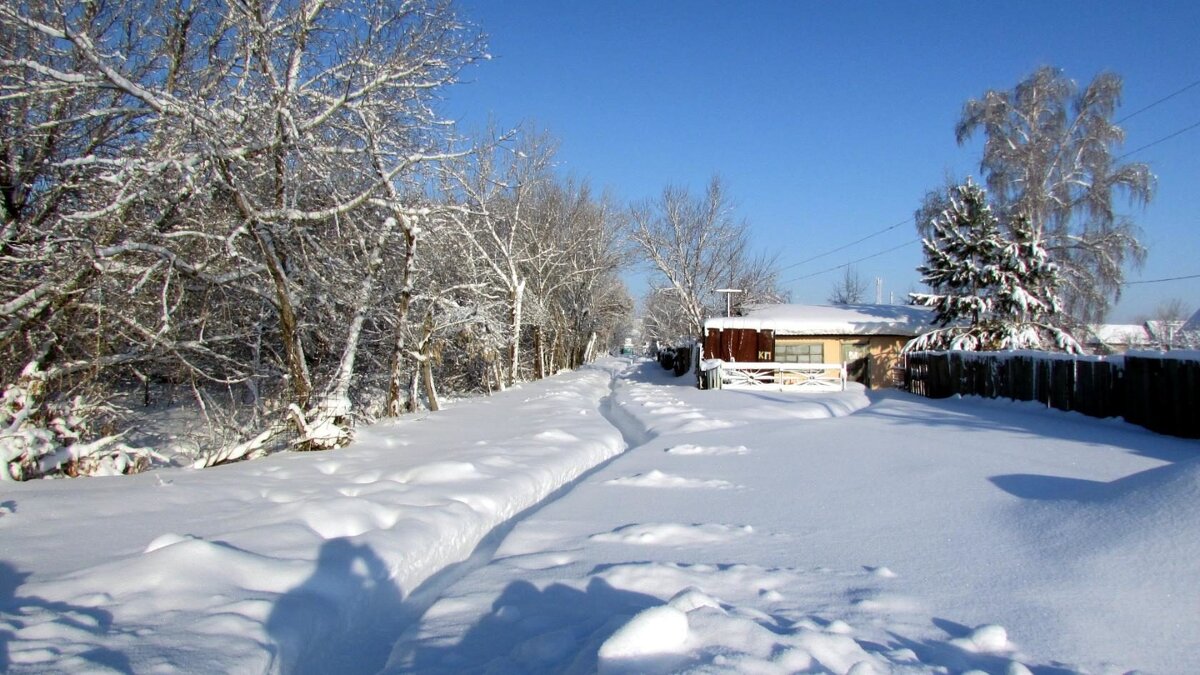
(859, 389, 1195, 464)
(390, 577, 660, 674)
(0, 560, 128, 674)
(266, 538, 407, 675)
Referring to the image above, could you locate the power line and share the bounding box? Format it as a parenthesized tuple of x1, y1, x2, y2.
(1119, 118, 1200, 159)
(782, 238, 920, 284)
(1117, 78, 1200, 124)
(776, 217, 913, 273)
(779, 82, 1200, 287)
(1123, 273, 1200, 285)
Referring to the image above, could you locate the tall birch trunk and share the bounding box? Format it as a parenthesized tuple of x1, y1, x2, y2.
(506, 279, 525, 387)
(533, 325, 546, 380)
(385, 223, 419, 416)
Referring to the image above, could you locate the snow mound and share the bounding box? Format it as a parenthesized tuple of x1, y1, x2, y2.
(867, 565, 897, 578)
(144, 532, 194, 553)
(604, 469, 737, 489)
(590, 522, 755, 546)
(394, 460, 482, 484)
(597, 604, 690, 671)
(290, 496, 401, 538)
(949, 624, 1011, 654)
(1020, 456, 1200, 553)
(665, 443, 749, 456)
(668, 587, 724, 613)
(1098, 455, 1200, 510)
(535, 429, 579, 442)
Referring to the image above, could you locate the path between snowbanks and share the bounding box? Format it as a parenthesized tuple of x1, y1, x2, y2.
(383, 362, 1199, 675)
(1, 358, 690, 673)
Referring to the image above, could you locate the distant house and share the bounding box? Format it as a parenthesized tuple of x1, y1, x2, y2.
(702, 304, 934, 389)
(1084, 324, 1154, 354)
(1086, 315, 1199, 354)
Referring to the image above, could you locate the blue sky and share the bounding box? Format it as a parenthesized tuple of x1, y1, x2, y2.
(444, 1, 1200, 322)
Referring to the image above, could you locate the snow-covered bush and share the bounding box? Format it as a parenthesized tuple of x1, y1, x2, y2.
(1, 381, 164, 480)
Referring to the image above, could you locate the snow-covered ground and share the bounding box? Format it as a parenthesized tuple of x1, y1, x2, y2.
(2, 358, 1197, 674)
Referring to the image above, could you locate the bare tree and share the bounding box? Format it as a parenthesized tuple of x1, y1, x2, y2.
(827, 266, 868, 304)
(629, 176, 781, 339)
(1152, 298, 1190, 324)
(640, 287, 694, 345)
(521, 179, 628, 377)
(950, 67, 1154, 324)
(441, 127, 557, 388)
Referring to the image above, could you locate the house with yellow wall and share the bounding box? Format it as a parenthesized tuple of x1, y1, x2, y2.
(702, 304, 934, 389)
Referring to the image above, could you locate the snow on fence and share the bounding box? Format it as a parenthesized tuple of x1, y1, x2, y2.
(700, 360, 847, 392)
(902, 350, 1200, 439)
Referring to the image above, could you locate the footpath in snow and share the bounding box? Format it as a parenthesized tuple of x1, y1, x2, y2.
(384, 360, 1200, 675)
(3, 357, 1199, 674)
(1, 360, 637, 673)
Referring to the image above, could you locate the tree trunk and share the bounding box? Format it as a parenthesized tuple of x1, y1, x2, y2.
(421, 358, 439, 412)
(324, 216, 397, 411)
(583, 331, 598, 365)
(533, 324, 545, 380)
(406, 366, 420, 413)
(417, 313, 440, 411)
(251, 223, 312, 408)
(506, 279, 525, 387)
(386, 226, 418, 416)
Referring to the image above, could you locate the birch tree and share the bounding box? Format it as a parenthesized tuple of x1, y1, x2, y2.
(949, 67, 1154, 324)
(828, 267, 868, 304)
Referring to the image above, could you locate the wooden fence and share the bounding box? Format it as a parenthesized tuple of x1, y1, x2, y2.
(903, 351, 1200, 439)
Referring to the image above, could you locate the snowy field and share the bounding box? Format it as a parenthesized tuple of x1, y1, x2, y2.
(2, 358, 1197, 674)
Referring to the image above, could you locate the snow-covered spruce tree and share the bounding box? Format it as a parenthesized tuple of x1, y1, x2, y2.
(907, 180, 1081, 353)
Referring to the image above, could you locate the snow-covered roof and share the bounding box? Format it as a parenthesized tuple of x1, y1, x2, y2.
(1181, 308, 1200, 333)
(1086, 323, 1153, 346)
(1144, 320, 1185, 343)
(704, 303, 934, 337)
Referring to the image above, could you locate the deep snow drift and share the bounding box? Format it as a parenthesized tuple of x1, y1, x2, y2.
(2, 358, 1198, 674)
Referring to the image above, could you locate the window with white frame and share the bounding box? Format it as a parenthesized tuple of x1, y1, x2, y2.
(775, 342, 824, 363)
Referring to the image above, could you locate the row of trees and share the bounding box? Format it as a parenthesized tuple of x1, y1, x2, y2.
(910, 67, 1153, 351)
(0, 0, 631, 479)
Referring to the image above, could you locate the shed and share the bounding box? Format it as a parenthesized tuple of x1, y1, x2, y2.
(703, 304, 934, 389)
